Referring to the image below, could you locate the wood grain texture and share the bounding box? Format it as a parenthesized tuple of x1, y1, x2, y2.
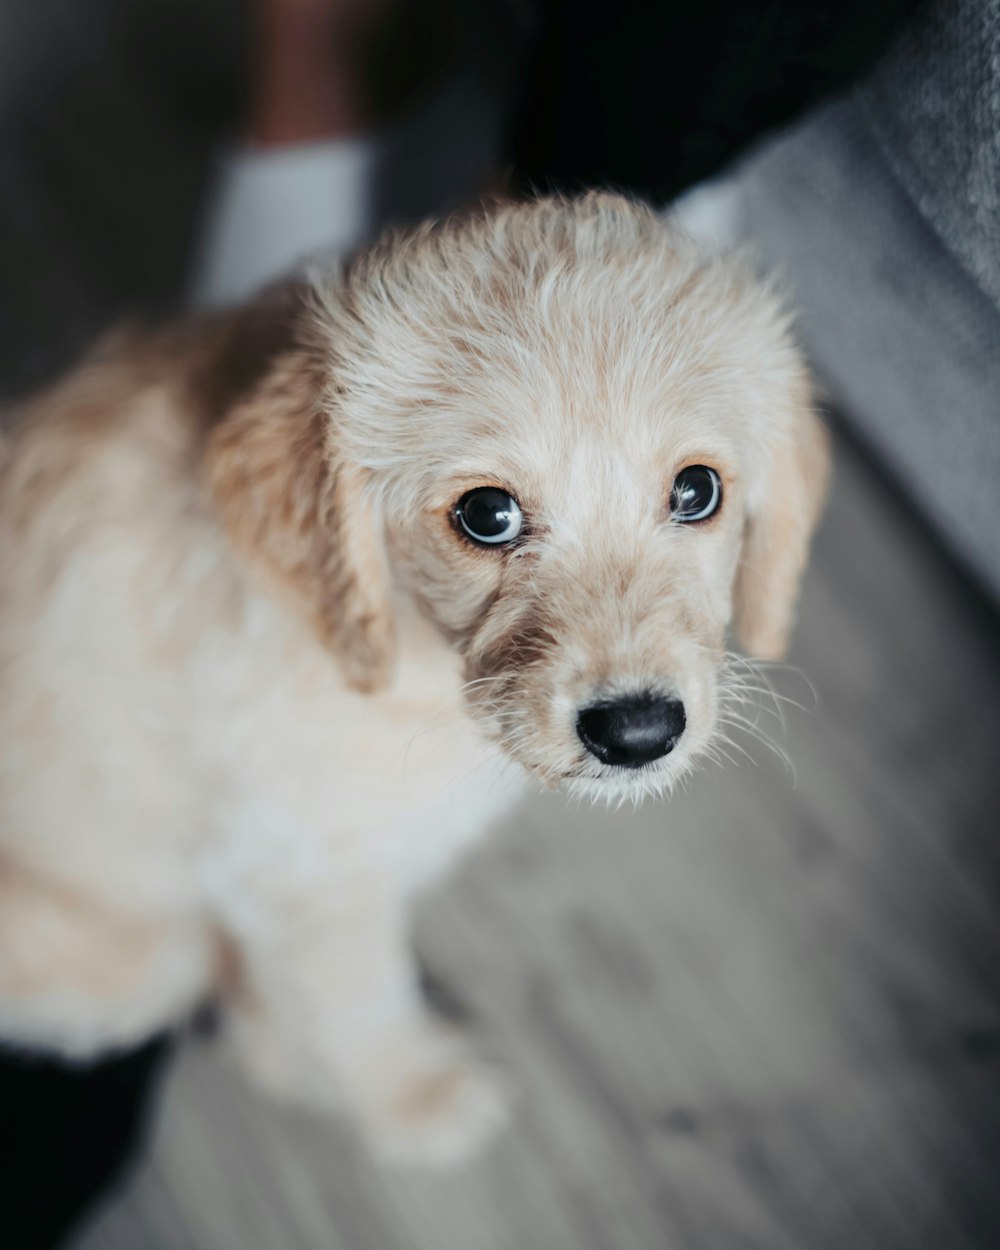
(74, 430, 1000, 1250)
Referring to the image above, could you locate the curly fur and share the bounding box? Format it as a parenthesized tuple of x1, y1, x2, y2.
(0, 193, 828, 1164)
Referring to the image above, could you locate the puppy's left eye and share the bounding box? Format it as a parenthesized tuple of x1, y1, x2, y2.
(670, 465, 722, 523)
(455, 487, 524, 546)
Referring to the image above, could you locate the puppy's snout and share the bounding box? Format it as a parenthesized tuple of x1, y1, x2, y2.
(576, 694, 686, 769)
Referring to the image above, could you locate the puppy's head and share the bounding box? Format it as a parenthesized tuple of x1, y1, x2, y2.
(209, 193, 829, 801)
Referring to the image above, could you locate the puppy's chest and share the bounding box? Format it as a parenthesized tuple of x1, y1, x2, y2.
(208, 616, 524, 898)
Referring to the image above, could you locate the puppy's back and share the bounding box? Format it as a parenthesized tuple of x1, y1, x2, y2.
(0, 325, 249, 893)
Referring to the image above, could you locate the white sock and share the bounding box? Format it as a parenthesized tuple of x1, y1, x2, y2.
(190, 136, 378, 308)
(189, 72, 505, 308)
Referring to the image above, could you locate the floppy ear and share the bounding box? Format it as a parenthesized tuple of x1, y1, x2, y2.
(203, 291, 396, 693)
(733, 405, 831, 660)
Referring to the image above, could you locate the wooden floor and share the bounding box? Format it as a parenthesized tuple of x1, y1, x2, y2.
(74, 429, 1000, 1250)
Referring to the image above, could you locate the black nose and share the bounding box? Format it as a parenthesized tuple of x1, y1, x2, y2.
(576, 694, 686, 768)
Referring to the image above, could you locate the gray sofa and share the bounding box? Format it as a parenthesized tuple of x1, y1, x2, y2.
(734, 0, 1000, 601)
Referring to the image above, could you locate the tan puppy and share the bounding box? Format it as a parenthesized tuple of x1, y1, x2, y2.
(0, 193, 828, 1163)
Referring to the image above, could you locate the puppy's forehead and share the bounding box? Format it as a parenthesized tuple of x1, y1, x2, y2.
(431, 289, 786, 477)
(330, 201, 805, 509)
(446, 408, 735, 510)
(426, 317, 750, 515)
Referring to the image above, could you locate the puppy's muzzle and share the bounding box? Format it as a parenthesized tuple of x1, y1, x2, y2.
(576, 693, 686, 769)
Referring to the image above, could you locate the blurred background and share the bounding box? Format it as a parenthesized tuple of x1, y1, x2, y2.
(1, 0, 999, 1247)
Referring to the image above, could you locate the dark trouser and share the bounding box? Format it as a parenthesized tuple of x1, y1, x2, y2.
(0, 1037, 172, 1250)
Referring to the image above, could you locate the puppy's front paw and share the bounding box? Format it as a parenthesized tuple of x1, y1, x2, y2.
(355, 1030, 510, 1168)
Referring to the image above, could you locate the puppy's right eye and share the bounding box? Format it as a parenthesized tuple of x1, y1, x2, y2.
(670, 465, 722, 523)
(455, 488, 523, 546)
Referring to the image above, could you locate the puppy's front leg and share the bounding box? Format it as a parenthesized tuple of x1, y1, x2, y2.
(214, 863, 508, 1167)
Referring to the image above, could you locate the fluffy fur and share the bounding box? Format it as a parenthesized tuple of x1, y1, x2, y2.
(0, 193, 828, 1163)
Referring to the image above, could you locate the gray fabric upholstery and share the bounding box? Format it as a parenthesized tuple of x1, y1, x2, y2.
(862, 0, 1000, 307)
(736, 0, 1000, 601)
